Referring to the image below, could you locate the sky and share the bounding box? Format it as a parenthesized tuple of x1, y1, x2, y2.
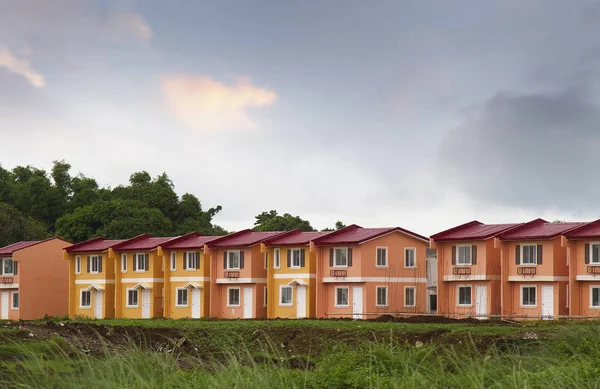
(2, 0, 600, 235)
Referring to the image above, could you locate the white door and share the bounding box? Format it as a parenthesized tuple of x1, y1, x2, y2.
(0, 292, 8, 320)
(541, 285, 554, 320)
(475, 285, 487, 319)
(352, 286, 363, 319)
(243, 288, 253, 319)
(94, 291, 103, 319)
(191, 289, 201, 319)
(296, 286, 307, 318)
(142, 289, 151, 319)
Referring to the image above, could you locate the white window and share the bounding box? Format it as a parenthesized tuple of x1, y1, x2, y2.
(335, 287, 349, 307)
(228, 287, 240, 306)
(121, 254, 127, 272)
(521, 286, 536, 307)
(591, 287, 600, 308)
(186, 252, 197, 270)
(264, 287, 268, 307)
(227, 251, 240, 269)
(280, 286, 293, 306)
(457, 285, 472, 306)
(80, 290, 91, 308)
(405, 248, 416, 268)
(2, 259, 13, 275)
(273, 249, 280, 269)
(89, 255, 100, 273)
(334, 248, 348, 267)
(127, 289, 139, 307)
(376, 286, 388, 306)
(136, 253, 147, 271)
(170, 252, 176, 271)
(176, 288, 188, 307)
(75, 256, 81, 274)
(457, 245, 471, 265)
(291, 249, 301, 268)
(591, 244, 600, 264)
(522, 245, 537, 265)
(376, 247, 388, 267)
(405, 287, 416, 307)
(11, 292, 19, 309)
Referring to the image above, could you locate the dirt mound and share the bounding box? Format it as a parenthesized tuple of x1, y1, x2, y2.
(367, 314, 510, 325)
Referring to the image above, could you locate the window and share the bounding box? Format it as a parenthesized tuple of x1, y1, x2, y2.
(591, 287, 600, 307)
(186, 252, 197, 270)
(136, 253, 148, 271)
(170, 252, 176, 271)
(75, 256, 81, 274)
(280, 286, 293, 306)
(2, 259, 13, 275)
(227, 251, 241, 269)
(81, 290, 91, 308)
(376, 247, 388, 267)
(89, 255, 100, 273)
(291, 249, 301, 268)
(121, 254, 127, 272)
(591, 244, 600, 264)
(522, 245, 537, 265)
(11, 292, 19, 309)
(405, 287, 416, 307)
(127, 289, 139, 307)
(376, 286, 388, 306)
(274, 249, 280, 269)
(334, 248, 348, 267)
(405, 248, 416, 268)
(457, 245, 471, 265)
(228, 288, 240, 306)
(521, 286, 536, 306)
(176, 288, 188, 307)
(335, 287, 349, 307)
(264, 287, 268, 307)
(458, 286, 472, 306)
(264, 252, 268, 269)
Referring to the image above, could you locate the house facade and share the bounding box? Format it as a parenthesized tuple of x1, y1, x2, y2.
(313, 225, 429, 319)
(0, 238, 71, 320)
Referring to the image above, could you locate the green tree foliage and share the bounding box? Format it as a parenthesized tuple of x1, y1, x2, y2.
(322, 221, 347, 232)
(253, 210, 316, 232)
(0, 203, 50, 247)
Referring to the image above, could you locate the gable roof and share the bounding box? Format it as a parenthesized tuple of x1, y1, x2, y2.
(431, 220, 524, 242)
(113, 234, 179, 251)
(206, 229, 288, 248)
(263, 230, 333, 246)
(563, 219, 600, 239)
(498, 218, 587, 240)
(0, 237, 71, 256)
(65, 237, 126, 254)
(312, 224, 428, 246)
(161, 232, 223, 250)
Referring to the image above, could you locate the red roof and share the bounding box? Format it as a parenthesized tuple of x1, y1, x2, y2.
(431, 221, 524, 242)
(0, 241, 40, 256)
(313, 224, 428, 245)
(65, 237, 126, 254)
(161, 233, 223, 250)
(563, 219, 600, 239)
(113, 234, 179, 251)
(264, 230, 333, 246)
(499, 219, 587, 240)
(207, 230, 287, 248)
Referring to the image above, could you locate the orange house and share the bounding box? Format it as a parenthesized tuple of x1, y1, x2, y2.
(562, 220, 600, 317)
(0, 237, 71, 320)
(206, 230, 286, 319)
(430, 221, 522, 318)
(313, 224, 429, 319)
(497, 219, 586, 319)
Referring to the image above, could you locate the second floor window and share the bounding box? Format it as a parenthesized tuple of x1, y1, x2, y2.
(591, 244, 600, 264)
(335, 248, 348, 267)
(75, 256, 81, 274)
(135, 253, 149, 271)
(89, 256, 100, 273)
(227, 251, 240, 269)
(2, 259, 13, 275)
(185, 252, 199, 270)
(457, 245, 471, 265)
(274, 249, 280, 268)
(376, 248, 387, 267)
(405, 248, 416, 268)
(290, 249, 301, 268)
(121, 254, 127, 272)
(170, 252, 177, 270)
(522, 245, 537, 265)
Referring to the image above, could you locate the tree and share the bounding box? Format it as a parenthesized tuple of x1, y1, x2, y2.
(0, 203, 49, 247)
(253, 210, 315, 232)
(322, 221, 347, 232)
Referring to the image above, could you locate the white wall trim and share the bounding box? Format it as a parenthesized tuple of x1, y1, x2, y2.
(75, 279, 116, 285)
(273, 273, 315, 279)
(322, 277, 427, 283)
(508, 276, 568, 282)
(443, 275, 501, 281)
(216, 278, 267, 284)
(121, 278, 164, 283)
(170, 276, 210, 282)
(576, 275, 600, 281)
(0, 284, 18, 289)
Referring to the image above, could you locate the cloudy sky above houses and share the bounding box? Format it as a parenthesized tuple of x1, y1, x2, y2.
(2, 0, 600, 235)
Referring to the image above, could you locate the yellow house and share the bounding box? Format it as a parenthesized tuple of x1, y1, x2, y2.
(160, 233, 222, 319)
(262, 230, 332, 318)
(63, 238, 124, 319)
(113, 234, 179, 319)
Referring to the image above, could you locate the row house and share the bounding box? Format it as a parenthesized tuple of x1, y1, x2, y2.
(0, 238, 70, 320)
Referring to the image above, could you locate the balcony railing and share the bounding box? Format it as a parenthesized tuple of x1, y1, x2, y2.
(224, 271, 240, 279)
(587, 266, 600, 275)
(330, 270, 347, 277)
(517, 267, 536, 275)
(452, 267, 471, 275)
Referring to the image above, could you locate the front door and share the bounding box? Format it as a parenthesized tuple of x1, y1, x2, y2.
(475, 285, 487, 319)
(296, 286, 307, 318)
(243, 288, 253, 319)
(541, 285, 554, 320)
(94, 290, 103, 319)
(142, 289, 151, 319)
(352, 286, 363, 319)
(191, 289, 201, 319)
(0, 292, 8, 319)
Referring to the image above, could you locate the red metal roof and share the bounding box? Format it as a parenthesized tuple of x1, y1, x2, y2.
(313, 224, 428, 245)
(564, 219, 600, 239)
(65, 237, 126, 254)
(264, 230, 333, 246)
(113, 235, 180, 251)
(0, 241, 39, 256)
(207, 230, 287, 248)
(161, 233, 223, 249)
(431, 221, 524, 242)
(499, 219, 587, 240)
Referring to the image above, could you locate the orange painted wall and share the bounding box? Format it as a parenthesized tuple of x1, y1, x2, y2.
(163, 249, 210, 319)
(566, 239, 600, 316)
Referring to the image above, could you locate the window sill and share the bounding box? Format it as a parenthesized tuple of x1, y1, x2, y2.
(334, 304, 349, 308)
(175, 305, 188, 308)
(226, 268, 241, 271)
(122, 271, 127, 274)
(375, 266, 388, 269)
(11, 307, 19, 310)
(89, 272, 99, 275)
(332, 265, 348, 269)
(404, 305, 416, 308)
(226, 304, 240, 308)
(457, 304, 472, 307)
(455, 264, 472, 267)
(589, 306, 600, 309)
(135, 270, 147, 273)
(375, 304, 388, 308)
(126, 305, 139, 308)
(519, 264, 537, 267)
(290, 266, 302, 270)
(273, 267, 280, 270)
(79, 306, 92, 309)
(404, 266, 417, 269)
(520, 305, 537, 308)
(279, 303, 293, 307)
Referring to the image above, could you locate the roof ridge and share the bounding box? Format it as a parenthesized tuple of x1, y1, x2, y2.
(430, 221, 483, 240)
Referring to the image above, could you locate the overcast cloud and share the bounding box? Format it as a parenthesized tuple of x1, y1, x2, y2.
(2, 0, 600, 235)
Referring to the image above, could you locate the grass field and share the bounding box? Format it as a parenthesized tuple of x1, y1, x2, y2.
(1, 318, 600, 388)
